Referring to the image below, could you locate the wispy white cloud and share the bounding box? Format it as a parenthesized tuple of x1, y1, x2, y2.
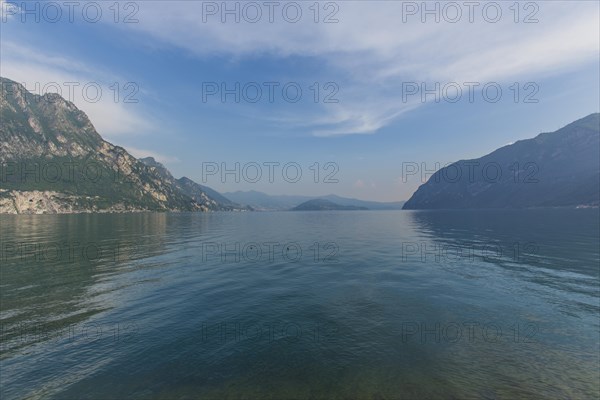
(0, 0, 18, 20)
(3, 1, 598, 138)
(120, 1, 599, 136)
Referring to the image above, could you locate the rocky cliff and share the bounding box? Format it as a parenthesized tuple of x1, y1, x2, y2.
(0, 77, 233, 214)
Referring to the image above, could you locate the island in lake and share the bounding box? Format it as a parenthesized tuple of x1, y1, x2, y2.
(291, 199, 368, 211)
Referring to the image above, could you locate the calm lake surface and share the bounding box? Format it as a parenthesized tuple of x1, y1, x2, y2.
(1, 209, 599, 399)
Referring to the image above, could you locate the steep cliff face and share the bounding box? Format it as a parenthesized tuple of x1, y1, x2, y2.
(176, 177, 245, 210)
(0, 77, 205, 213)
(0, 80, 102, 161)
(403, 114, 600, 209)
(139, 157, 244, 211)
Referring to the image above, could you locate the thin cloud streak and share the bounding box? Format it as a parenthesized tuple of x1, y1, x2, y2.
(118, 1, 599, 136)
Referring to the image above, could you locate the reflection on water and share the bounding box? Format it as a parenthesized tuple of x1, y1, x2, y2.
(1, 209, 599, 399)
(408, 209, 600, 314)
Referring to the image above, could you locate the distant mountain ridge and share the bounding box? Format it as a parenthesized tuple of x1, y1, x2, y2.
(139, 157, 248, 211)
(223, 190, 405, 211)
(403, 113, 600, 209)
(291, 199, 368, 211)
(0, 77, 237, 214)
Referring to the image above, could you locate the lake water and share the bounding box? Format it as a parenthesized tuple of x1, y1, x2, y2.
(1, 209, 599, 399)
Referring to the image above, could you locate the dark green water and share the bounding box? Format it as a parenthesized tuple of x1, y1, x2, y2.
(1, 209, 598, 399)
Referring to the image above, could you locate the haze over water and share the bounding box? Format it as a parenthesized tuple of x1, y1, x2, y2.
(1, 209, 599, 399)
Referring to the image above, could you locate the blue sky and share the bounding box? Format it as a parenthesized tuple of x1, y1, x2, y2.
(1, 0, 599, 201)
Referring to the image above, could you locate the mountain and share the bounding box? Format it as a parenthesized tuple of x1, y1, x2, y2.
(319, 194, 405, 210)
(223, 190, 405, 211)
(0, 77, 232, 214)
(403, 114, 600, 209)
(222, 190, 308, 211)
(176, 177, 248, 210)
(291, 199, 368, 211)
(139, 157, 247, 211)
